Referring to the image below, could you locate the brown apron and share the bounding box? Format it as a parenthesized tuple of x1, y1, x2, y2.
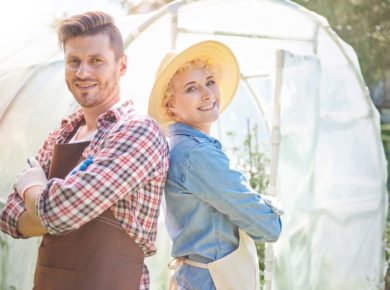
(33, 141, 144, 290)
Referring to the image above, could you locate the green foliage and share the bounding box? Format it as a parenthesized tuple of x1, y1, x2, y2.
(381, 124, 390, 288)
(225, 119, 271, 283)
(226, 129, 270, 191)
(0, 234, 8, 290)
(381, 124, 390, 189)
(293, 0, 390, 88)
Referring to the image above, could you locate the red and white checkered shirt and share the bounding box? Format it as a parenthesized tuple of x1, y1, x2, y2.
(0, 101, 169, 290)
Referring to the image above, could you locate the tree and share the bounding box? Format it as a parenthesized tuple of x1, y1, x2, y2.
(293, 0, 390, 100)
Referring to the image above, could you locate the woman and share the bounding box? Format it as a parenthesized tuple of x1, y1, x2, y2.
(148, 40, 282, 290)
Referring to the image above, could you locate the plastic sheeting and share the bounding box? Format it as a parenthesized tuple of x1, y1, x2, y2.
(273, 50, 387, 289)
(0, 0, 387, 289)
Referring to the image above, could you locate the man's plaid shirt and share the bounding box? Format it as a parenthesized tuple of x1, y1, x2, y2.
(0, 101, 169, 289)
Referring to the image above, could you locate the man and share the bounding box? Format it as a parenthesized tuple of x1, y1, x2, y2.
(0, 11, 169, 290)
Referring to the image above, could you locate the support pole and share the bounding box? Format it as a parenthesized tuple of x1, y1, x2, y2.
(264, 49, 284, 290)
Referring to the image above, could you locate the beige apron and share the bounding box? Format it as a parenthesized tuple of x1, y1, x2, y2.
(168, 229, 260, 290)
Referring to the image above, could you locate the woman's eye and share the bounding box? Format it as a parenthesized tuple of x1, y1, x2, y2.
(186, 86, 197, 93)
(206, 79, 216, 87)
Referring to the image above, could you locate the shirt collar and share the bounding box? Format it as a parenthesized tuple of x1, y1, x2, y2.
(168, 122, 221, 146)
(97, 100, 134, 126)
(60, 100, 134, 132)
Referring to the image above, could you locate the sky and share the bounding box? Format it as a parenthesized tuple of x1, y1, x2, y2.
(0, 0, 127, 43)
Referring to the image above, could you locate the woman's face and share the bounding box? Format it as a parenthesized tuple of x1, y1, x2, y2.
(169, 66, 220, 134)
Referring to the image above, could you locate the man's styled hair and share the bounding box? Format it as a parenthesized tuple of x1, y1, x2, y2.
(57, 11, 124, 60)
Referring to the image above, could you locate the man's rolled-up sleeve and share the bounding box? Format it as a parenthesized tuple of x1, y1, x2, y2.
(37, 118, 166, 235)
(0, 192, 26, 238)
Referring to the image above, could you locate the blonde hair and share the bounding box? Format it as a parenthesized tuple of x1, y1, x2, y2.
(162, 58, 216, 119)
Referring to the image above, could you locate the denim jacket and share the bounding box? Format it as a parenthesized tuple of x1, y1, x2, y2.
(165, 122, 282, 290)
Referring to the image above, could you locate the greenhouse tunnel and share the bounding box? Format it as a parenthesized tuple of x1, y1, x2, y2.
(0, 0, 387, 289)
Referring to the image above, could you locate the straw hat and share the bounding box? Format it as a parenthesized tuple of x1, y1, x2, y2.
(148, 40, 240, 126)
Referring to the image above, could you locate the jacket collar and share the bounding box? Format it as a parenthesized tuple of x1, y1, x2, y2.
(168, 122, 221, 146)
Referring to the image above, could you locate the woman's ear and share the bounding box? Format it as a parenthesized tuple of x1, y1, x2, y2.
(165, 99, 176, 118)
(166, 99, 175, 110)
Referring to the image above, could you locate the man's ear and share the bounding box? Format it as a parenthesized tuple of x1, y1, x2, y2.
(119, 54, 127, 76)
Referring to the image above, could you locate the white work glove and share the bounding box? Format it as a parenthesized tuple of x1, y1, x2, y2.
(261, 194, 284, 216)
(14, 157, 47, 200)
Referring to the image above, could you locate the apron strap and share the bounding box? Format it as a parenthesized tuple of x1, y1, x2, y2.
(168, 257, 209, 270)
(167, 258, 209, 290)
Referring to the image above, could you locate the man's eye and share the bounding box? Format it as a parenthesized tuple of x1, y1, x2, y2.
(68, 59, 80, 65)
(92, 58, 103, 63)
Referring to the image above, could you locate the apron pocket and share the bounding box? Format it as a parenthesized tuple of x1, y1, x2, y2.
(79, 255, 144, 290)
(33, 265, 76, 290)
(41, 231, 81, 246)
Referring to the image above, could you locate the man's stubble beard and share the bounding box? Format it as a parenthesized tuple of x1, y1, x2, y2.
(69, 72, 120, 108)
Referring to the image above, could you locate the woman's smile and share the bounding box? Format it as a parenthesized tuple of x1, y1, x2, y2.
(198, 101, 216, 111)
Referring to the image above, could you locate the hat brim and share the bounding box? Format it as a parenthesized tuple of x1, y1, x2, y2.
(148, 40, 240, 127)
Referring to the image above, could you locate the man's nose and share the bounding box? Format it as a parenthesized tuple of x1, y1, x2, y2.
(75, 63, 90, 79)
